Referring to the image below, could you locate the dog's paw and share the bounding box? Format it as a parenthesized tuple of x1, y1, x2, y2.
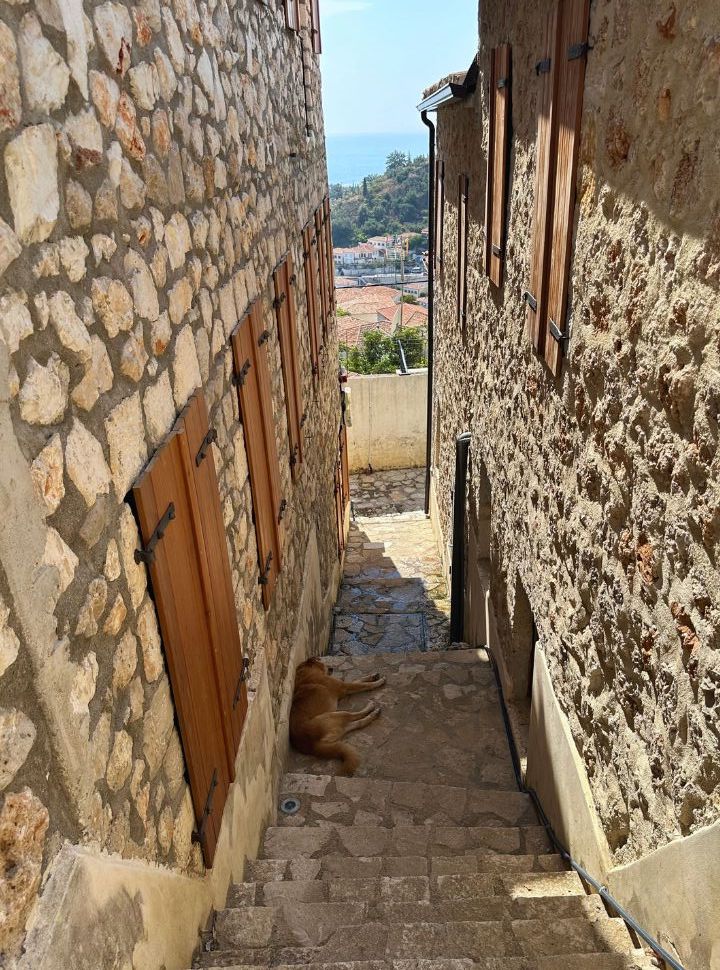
(371, 675, 386, 687)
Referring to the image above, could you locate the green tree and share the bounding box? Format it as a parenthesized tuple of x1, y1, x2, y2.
(346, 327, 427, 375)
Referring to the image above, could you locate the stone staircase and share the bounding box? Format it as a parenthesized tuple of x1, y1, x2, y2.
(192, 650, 655, 970)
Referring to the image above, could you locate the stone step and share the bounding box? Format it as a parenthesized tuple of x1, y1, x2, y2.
(194, 915, 644, 965)
(194, 957, 652, 970)
(335, 576, 449, 614)
(285, 649, 517, 789)
(213, 895, 619, 949)
(261, 824, 552, 861)
(277, 775, 538, 828)
(230, 870, 584, 908)
(245, 852, 568, 885)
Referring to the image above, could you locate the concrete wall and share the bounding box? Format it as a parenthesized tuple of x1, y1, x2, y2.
(429, 0, 720, 964)
(0, 0, 343, 965)
(347, 370, 427, 472)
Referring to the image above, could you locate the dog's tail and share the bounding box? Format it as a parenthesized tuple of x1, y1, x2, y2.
(314, 741, 360, 776)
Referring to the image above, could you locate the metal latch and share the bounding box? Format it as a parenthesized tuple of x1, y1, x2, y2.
(258, 551, 273, 586)
(233, 657, 251, 708)
(536, 58, 551, 75)
(195, 428, 217, 467)
(273, 292, 287, 310)
(257, 329, 271, 346)
(233, 358, 251, 387)
(523, 290, 537, 312)
(549, 318, 571, 351)
(491, 244, 504, 259)
(568, 42, 590, 61)
(278, 498, 288, 522)
(192, 770, 218, 845)
(497, 76, 509, 89)
(135, 503, 175, 565)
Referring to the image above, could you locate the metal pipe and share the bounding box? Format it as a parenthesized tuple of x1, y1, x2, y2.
(450, 431, 471, 642)
(397, 339, 409, 375)
(420, 109, 435, 515)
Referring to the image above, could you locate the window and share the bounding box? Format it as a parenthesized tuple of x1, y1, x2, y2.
(525, 0, 591, 375)
(457, 174, 469, 331)
(303, 220, 321, 381)
(283, 0, 300, 30)
(132, 391, 249, 867)
(309, 0, 321, 53)
(273, 255, 304, 479)
(231, 302, 285, 609)
(484, 44, 512, 288)
(435, 158, 445, 270)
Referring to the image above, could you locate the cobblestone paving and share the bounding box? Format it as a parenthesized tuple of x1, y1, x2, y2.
(331, 469, 450, 655)
(349, 467, 426, 517)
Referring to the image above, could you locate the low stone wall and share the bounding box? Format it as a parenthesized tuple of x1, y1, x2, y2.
(347, 370, 427, 472)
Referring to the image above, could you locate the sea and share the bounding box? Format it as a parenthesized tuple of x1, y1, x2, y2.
(326, 131, 429, 186)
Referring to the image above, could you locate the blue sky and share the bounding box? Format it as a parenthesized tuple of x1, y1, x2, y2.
(320, 0, 477, 135)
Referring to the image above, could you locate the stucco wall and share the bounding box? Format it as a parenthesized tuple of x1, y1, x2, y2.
(347, 370, 427, 472)
(429, 0, 720, 951)
(0, 0, 341, 963)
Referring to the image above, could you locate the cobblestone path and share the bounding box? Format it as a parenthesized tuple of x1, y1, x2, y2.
(331, 469, 450, 656)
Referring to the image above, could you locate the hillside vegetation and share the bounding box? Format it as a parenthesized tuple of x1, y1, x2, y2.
(330, 152, 429, 247)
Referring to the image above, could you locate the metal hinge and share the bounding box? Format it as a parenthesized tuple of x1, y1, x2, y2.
(233, 358, 252, 387)
(258, 551, 273, 586)
(300, 411, 308, 427)
(491, 244, 504, 259)
(232, 657, 251, 708)
(549, 317, 571, 351)
(536, 57, 551, 75)
(273, 292, 287, 310)
(568, 41, 590, 61)
(278, 498, 288, 522)
(135, 503, 175, 565)
(289, 273, 297, 285)
(497, 76, 509, 89)
(523, 290, 537, 312)
(290, 444, 299, 467)
(191, 769, 218, 845)
(257, 329, 270, 346)
(195, 428, 217, 467)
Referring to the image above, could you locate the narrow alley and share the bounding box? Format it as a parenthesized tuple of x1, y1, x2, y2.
(191, 470, 656, 969)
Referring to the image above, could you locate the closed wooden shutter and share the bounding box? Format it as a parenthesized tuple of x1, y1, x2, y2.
(544, 0, 590, 375)
(231, 304, 283, 608)
(181, 392, 248, 755)
(334, 452, 345, 558)
(315, 206, 329, 335)
(457, 174, 469, 331)
(303, 223, 321, 382)
(274, 256, 304, 479)
(339, 422, 350, 509)
(309, 0, 321, 53)
(323, 196, 335, 315)
(484, 44, 512, 287)
(435, 159, 445, 270)
(283, 0, 300, 30)
(526, 3, 561, 356)
(133, 426, 231, 867)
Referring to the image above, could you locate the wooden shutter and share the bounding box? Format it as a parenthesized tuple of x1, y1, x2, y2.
(274, 256, 304, 479)
(457, 174, 469, 331)
(334, 451, 345, 558)
(435, 159, 445, 270)
(303, 222, 321, 381)
(315, 206, 329, 334)
(484, 44, 512, 287)
(309, 0, 321, 53)
(544, 0, 590, 375)
(133, 426, 231, 867)
(283, 0, 300, 30)
(181, 392, 248, 755)
(231, 304, 284, 608)
(526, 3, 561, 356)
(323, 196, 335, 315)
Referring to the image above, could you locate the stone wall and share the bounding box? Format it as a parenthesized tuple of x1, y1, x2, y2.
(346, 370, 427, 472)
(430, 0, 719, 876)
(0, 0, 341, 963)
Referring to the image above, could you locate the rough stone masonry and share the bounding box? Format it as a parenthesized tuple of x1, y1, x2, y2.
(0, 0, 341, 961)
(430, 0, 719, 870)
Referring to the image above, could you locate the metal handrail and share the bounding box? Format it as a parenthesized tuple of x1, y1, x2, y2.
(481, 645, 687, 970)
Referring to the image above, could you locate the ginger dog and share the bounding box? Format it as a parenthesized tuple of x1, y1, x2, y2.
(289, 658, 385, 774)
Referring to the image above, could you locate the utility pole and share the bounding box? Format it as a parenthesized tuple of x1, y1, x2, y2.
(398, 235, 406, 332)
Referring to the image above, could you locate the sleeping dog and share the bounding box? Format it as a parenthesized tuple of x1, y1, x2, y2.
(289, 657, 385, 775)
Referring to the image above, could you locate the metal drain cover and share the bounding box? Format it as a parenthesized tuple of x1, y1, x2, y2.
(279, 797, 301, 815)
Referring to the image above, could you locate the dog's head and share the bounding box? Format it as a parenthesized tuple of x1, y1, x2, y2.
(297, 657, 334, 678)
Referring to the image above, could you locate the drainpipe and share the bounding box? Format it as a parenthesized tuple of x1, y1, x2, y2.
(450, 432, 471, 643)
(420, 109, 435, 516)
